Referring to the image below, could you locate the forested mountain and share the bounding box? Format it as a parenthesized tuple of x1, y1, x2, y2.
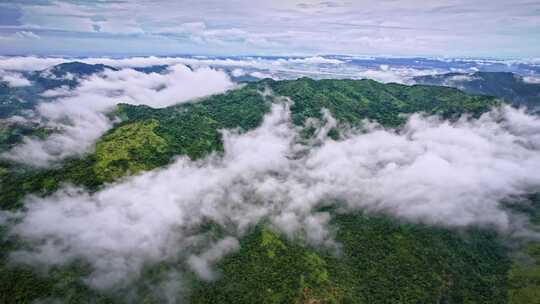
(1, 71, 539, 304)
(0, 77, 498, 208)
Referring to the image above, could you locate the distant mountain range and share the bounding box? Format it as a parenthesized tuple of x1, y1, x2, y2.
(414, 71, 540, 110)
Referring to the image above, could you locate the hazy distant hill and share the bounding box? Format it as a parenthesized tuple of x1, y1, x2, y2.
(414, 71, 540, 110)
(0, 62, 118, 119)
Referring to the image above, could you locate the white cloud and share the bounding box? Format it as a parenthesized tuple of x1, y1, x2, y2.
(304, 107, 540, 228)
(523, 76, 540, 84)
(4, 0, 539, 57)
(0, 71, 31, 87)
(0, 56, 447, 84)
(14, 31, 40, 40)
(446, 74, 478, 82)
(357, 66, 443, 84)
(0, 56, 344, 71)
(1, 64, 234, 166)
(284, 56, 344, 64)
(0, 57, 68, 71)
(157, 22, 207, 35)
(230, 68, 245, 77)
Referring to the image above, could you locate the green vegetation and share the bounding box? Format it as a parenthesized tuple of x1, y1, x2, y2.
(508, 244, 540, 304)
(93, 119, 168, 182)
(264, 78, 498, 128)
(190, 227, 349, 304)
(0, 123, 55, 153)
(190, 212, 510, 304)
(0, 210, 524, 304)
(505, 194, 540, 304)
(0, 156, 100, 210)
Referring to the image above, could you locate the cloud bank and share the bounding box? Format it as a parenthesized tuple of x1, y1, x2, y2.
(0, 56, 450, 85)
(7, 103, 540, 290)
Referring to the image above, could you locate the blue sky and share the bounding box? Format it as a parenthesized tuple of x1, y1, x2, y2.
(0, 0, 538, 58)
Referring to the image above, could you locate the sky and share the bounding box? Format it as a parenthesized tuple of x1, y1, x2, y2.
(0, 1, 538, 61)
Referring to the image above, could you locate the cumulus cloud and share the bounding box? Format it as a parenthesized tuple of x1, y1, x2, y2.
(230, 68, 274, 80)
(357, 65, 443, 84)
(523, 76, 540, 84)
(0, 56, 68, 71)
(304, 107, 540, 229)
(1, 64, 234, 166)
(7, 102, 540, 291)
(446, 74, 478, 82)
(0, 71, 31, 87)
(282, 56, 344, 65)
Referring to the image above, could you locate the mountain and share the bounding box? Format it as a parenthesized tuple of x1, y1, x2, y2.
(0, 62, 120, 153)
(26, 61, 118, 90)
(1, 77, 498, 203)
(133, 64, 170, 74)
(0, 76, 538, 304)
(414, 71, 540, 110)
(35, 61, 117, 78)
(0, 62, 118, 119)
